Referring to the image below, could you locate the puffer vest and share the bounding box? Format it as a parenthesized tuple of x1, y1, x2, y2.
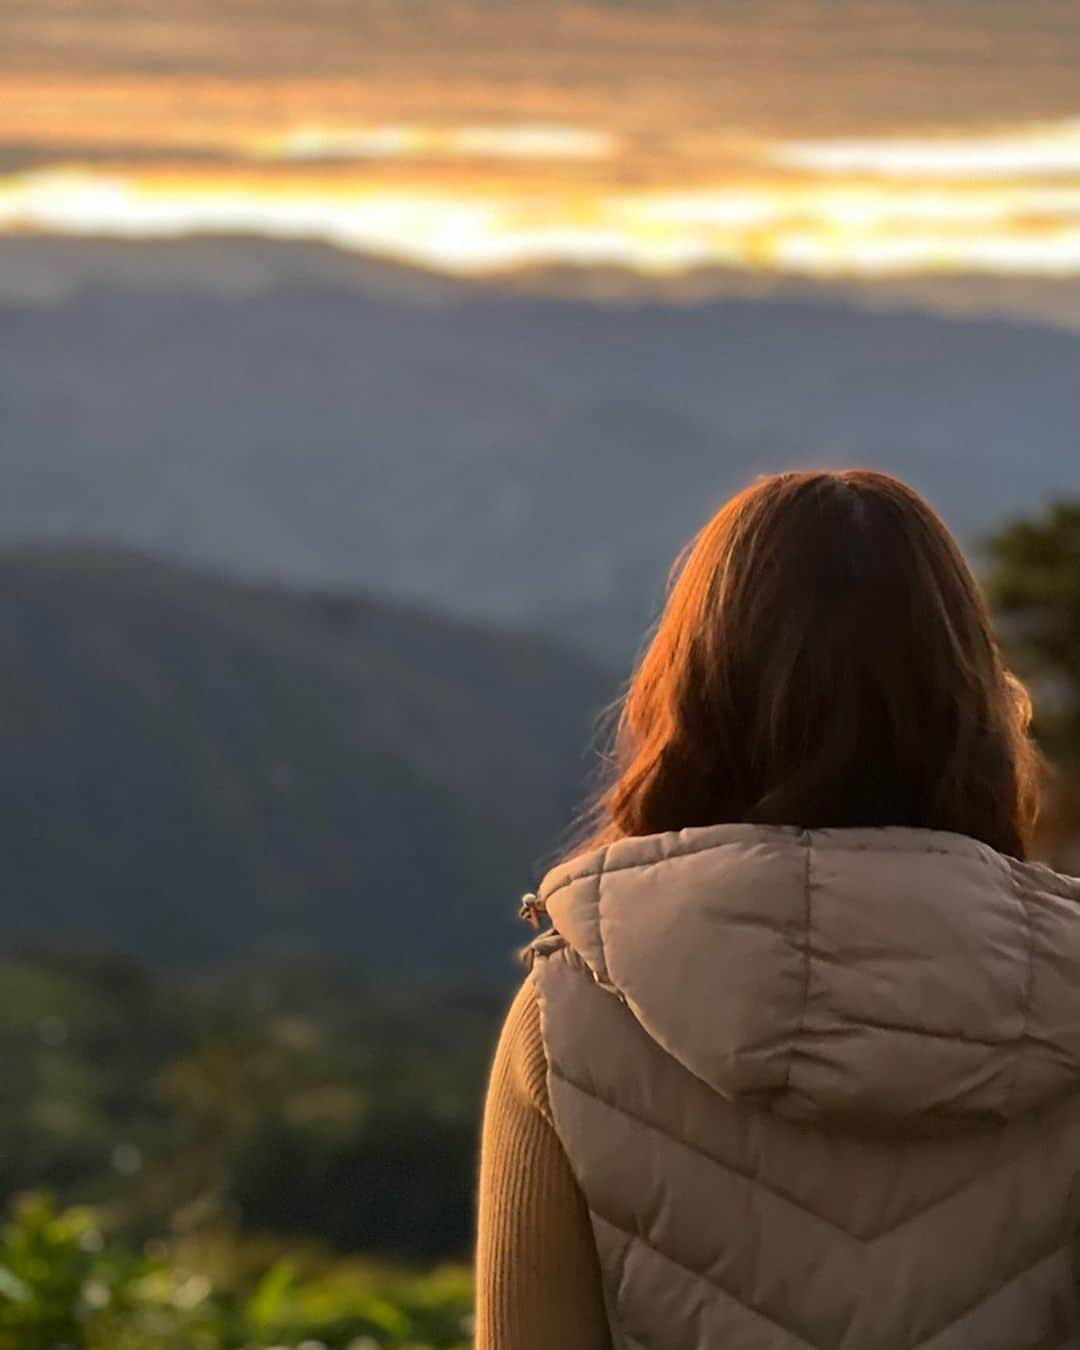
(527, 825, 1080, 1349)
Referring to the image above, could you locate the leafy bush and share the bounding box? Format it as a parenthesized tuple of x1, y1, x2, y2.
(0, 952, 497, 1261)
(0, 1194, 473, 1350)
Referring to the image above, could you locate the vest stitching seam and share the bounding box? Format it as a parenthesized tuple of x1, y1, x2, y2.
(540, 829, 1006, 905)
(589, 1208, 819, 1348)
(910, 1240, 1070, 1349)
(812, 1012, 1010, 1049)
(1004, 862, 1037, 1121)
(549, 1061, 1046, 1244)
(593, 844, 613, 987)
(594, 1207, 1070, 1350)
(786, 830, 814, 1097)
(609, 1217, 636, 1347)
(551, 1062, 861, 1241)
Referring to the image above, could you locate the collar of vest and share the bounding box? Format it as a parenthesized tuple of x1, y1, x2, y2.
(535, 824, 1080, 1126)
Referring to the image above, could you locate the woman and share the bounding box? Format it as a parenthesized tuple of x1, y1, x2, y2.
(476, 469, 1080, 1349)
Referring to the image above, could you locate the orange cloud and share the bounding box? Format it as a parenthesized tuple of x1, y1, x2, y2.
(5, 137, 1080, 278)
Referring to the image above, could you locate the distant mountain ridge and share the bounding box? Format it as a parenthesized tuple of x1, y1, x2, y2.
(0, 546, 611, 979)
(2, 279, 1077, 658)
(4, 235, 1080, 332)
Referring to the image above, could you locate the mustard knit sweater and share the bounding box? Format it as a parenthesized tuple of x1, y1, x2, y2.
(475, 979, 611, 1350)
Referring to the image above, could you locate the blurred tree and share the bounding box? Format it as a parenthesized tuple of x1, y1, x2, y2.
(231, 1108, 475, 1259)
(0, 952, 494, 1263)
(984, 499, 1080, 767)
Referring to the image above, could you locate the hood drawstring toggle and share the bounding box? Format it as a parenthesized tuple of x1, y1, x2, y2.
(519, 891, 547, 930)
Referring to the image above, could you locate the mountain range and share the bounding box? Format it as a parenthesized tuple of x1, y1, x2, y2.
(2, 252, 1078, 659)
(5, 236, 1080, 332)
(0, 547, 611, 980)
(1, 247, 1078, 975)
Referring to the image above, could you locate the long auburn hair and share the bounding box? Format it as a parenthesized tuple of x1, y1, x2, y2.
(574, 470, 1038, 861)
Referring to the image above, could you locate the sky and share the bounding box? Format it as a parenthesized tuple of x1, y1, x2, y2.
(3, 1, 1080, 280)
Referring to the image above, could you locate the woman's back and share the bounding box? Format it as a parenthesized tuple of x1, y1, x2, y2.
(475, 471, 1077, 1348)
(525, 824, 1080, 1349)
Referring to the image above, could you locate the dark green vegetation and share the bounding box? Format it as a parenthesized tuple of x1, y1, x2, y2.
(0, 546, 612, 976)
(985, 501, 1080, 772)
(0, 948, 497, 1262)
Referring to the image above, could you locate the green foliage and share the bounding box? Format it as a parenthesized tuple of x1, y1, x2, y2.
(984, 499, 1080, 765)
(0, 1193, 473, 1350)
(0, 951, 498, 1262)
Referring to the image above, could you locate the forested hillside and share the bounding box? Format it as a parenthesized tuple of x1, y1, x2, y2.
(0, 547, 611, 976)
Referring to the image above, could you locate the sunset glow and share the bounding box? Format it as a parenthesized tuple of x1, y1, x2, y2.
(5, 118, 1080, 278)
(251, 123, 618, 163)
(771, 120, 1080, 179)
(5, 0, 1080, 286)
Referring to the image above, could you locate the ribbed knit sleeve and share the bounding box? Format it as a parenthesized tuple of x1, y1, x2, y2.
(475, 976, 612, 1350)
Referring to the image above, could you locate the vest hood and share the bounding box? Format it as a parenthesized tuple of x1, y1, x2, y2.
(535, 824, 1080, 1126)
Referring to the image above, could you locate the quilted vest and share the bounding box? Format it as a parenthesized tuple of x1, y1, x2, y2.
(527, 824, 1080, 1350)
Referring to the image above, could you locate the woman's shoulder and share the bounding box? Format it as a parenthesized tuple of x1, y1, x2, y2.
(492, 975, 551, 1123)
